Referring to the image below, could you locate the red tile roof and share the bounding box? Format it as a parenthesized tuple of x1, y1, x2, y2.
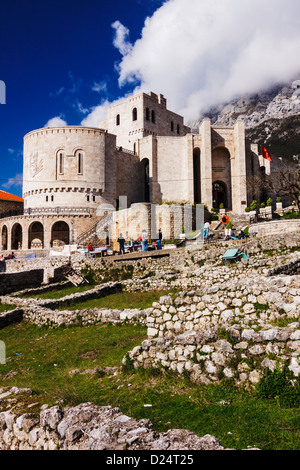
(0, 190, 23, 202)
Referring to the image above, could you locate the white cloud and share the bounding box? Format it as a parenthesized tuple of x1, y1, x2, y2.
(111, 20, 133, 57)
(2, 173, 23, 189)
(81, 95, 130, 128)
(44, 116, 68, 127)
(81, 100, 111, 127)
(111, 0, 300, 122)
(92, 81, 108, 94)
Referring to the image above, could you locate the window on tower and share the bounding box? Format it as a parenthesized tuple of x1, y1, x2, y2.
(57, 151, 64, 175)
(77, 151, 83, 175)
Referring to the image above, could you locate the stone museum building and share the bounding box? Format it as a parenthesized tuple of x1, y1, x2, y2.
(0, 91, 270, 251)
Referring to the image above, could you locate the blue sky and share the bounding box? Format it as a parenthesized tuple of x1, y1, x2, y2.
(1, 0, 299, 198)
(0, 0, 165, 196)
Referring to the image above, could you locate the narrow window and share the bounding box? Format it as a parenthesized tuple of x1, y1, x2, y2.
(51, 195, 54, 202)
(132, 108, 137, 121)
(177, 124, 180, 135)
(78, 152, 83, 174)
(171, 121, 174, 132)
(46, 196, 48, 202)
(116, 114, 120, 126)
(59, 152, 64, 174)
(151, 110, 156, 124)
(145, 108, 150, 121)
(92, 195, 96, 202)
(87, 195, 90, 202)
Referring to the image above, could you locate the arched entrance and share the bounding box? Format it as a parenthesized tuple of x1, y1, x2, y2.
(213, 181, 228, 210)
(141, 158, 150, 203)
(1, 225, 8, 251)
(11, 223, 23, 250)
(193, 148, 201, 204)
(28, 221, 44, 249)
(212, 147, 232, 210)
(51, 221, 70, 248)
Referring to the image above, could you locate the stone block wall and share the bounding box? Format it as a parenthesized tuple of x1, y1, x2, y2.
(127, 275, 300, 388)
(0, 270, 44, 295)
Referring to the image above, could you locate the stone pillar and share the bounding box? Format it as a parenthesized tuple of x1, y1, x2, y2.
(22, 221, 29, 250)
(232, 120, 248, 214)
(7, 223, 12, 251)
(185, 134, 194, 204)
(150, 137, 160, 204)
(200, 119, 212, 210)
(44, 219, 52, 250)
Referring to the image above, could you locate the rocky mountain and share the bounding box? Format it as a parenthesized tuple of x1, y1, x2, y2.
(191, 79, 300, 160)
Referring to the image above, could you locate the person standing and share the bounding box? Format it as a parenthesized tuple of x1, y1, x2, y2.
(204, 222, 210, 239)
(141, 229, 148, 252)
(157, 228, 162, 250)
(117, 233, 125, 255)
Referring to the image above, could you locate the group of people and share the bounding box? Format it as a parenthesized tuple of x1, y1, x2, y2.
(0, 252, 15, 261)
(203, 219, 248, 242)
(117, 229, 163, 255)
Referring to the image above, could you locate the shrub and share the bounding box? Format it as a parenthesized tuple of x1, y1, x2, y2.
(267, 198, 273, 206)
(257, 362, 300, 408)
(276, 196, 282, 203)
(245, 207, 250, 213)
(219, 203, 224, 209)
(250, 200, 257, 211)
(260, 202, 266, 208)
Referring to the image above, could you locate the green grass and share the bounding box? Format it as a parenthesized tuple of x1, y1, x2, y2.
(21, 282, 97, 300)
(57, 289, 178, 311)
(0, 304, 16, 313)
(1, 322, 300, 450)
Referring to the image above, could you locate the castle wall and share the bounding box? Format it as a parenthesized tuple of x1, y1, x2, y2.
(99, 92, 190, 152)
(115, 149, 143, 206)
(23, 127, 114, 211)
(0, 199, 23, 218)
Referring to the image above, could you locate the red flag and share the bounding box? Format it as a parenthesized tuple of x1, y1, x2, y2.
(262, 146, 273, 162)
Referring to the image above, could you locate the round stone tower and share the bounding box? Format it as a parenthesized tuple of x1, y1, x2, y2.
(23, 126, 110, 214)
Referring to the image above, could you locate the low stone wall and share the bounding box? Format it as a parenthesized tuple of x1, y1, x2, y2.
(0, 256, 63, 274)
(0, 309, 23, 330)
(22, 305, 148, 328)
(249, 219, 300, 237)
(0, 387, 224, 450)
(0, 270, 45, 295)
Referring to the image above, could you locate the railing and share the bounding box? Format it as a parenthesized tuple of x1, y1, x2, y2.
(24, 206, 91, 216)
(76, 212, 113, 245)
(76, 222, 99, 245)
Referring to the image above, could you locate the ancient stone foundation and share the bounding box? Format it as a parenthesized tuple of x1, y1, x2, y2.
(0, 387, 224, 450)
